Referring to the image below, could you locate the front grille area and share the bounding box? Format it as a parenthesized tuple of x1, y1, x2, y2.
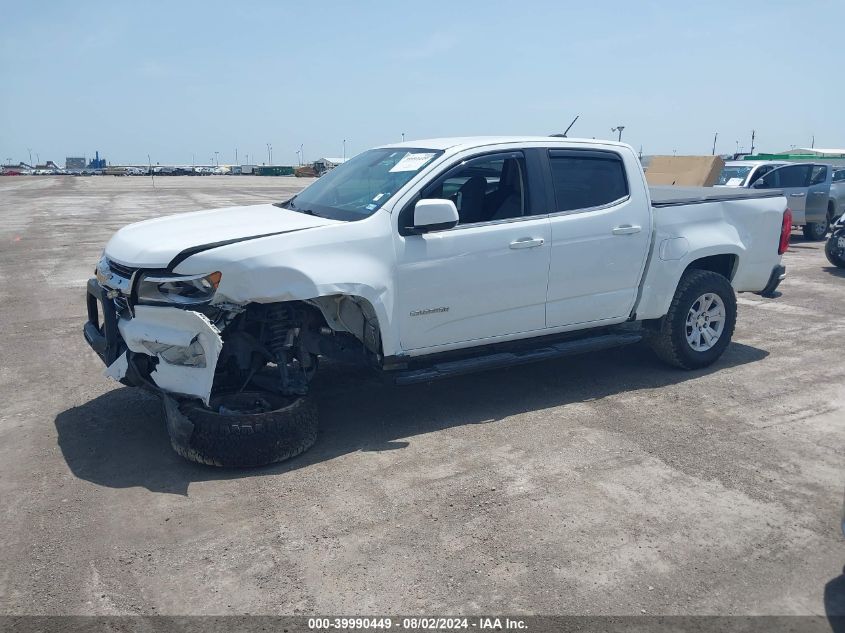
(107, 259, 137, 279)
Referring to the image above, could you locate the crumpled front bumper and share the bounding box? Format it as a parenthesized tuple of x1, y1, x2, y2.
(84, 278, 222, 405)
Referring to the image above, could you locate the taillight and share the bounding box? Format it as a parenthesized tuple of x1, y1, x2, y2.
(778, 208, 792, 255)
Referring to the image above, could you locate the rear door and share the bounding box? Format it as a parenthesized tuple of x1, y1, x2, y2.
(757, 164, 812, 222)
(544, 149, 651, 328)
(806, 164, 831, 223)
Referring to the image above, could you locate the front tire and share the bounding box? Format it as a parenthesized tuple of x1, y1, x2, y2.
(826, 232, 845, 268)
(647, 269, 737, 370)
(167, 391, 318, 467)
(803, 218, 829, 241)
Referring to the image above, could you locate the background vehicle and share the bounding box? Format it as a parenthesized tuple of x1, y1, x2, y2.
(829, 168, 845, 221)
(825, 213, 845, 268)
(715, 160, 785, 187)
(84, 137, 790, 467)
(753, 162, 833, 240)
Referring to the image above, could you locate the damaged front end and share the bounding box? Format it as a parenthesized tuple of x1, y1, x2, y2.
(84, 257, 359, 407)
(84, 274, 225, 405)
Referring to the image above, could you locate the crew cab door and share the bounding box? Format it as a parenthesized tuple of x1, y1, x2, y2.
(806, 165, 832, 223)
(394, 151, 551, 351)
(544, 149, 651, 328)
(755, 164, 812, 222)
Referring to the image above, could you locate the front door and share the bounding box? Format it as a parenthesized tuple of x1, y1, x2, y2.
(760, 164, 812, 223)
(544, 149, 652, 327)
(395, 151, 551, 351)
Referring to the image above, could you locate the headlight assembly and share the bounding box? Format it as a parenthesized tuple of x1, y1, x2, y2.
(136, 271, 222, 305)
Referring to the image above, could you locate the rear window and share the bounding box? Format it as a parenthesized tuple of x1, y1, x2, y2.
(548, 150, 629, 212)
(717, 165, 753, 186)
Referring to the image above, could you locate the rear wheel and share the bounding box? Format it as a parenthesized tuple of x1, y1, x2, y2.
(647, 269, 737, 369)
(165, 391, 318, 467)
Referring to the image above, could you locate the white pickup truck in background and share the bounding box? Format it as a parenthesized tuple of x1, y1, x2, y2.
(84, 137, 791, 466)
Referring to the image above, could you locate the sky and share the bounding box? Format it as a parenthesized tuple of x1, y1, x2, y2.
(1, 0, 842, 166)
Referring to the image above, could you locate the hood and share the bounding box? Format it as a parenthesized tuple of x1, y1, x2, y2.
(104, 203, 337, 268)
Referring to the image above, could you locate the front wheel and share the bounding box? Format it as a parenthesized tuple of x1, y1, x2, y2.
(164, 391, 318, 467)
(647, 269, 737, 370)
(826, 232, 845, 268)
(803, 218, 829, 241)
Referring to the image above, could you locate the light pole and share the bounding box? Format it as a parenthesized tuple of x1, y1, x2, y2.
(711, 132, 718, 156)
(267, 143, 272, 166)
(214, 151, 219, 166)
(401, 132, 405, 142)
(343, 139, 346, 161)
(296, 149, 301, 165)
(611, 126, 625, 142)
(235, 148, 238, 164)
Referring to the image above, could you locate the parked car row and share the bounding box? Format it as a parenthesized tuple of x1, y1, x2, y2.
(716, 161, 843, 241)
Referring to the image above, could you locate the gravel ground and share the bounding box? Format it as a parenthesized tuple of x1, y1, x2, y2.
(0, 175, 842, 617)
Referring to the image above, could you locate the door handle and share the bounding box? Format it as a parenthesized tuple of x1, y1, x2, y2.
(612, 224, 642, 235)
(811, 191, 827, 195)
(789, 193, 806, 197)
(509, 237, 544, 249)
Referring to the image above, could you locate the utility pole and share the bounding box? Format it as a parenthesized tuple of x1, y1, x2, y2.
(750, 130, 756, 156)
(27, 148, 32, 167)
(811, 135, 815, 149)
(611, 126, 625, 142)
(638, 145, 643, 160)
(712, 132, 718, 156)
(235, 148, 238, 164)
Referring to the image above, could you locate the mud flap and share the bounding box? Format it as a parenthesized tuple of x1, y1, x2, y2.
(117, 306, 223, 405)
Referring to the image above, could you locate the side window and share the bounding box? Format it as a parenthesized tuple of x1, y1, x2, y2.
(810, 165, 828, 185)
(834, 170, 845, 183)
(771, 164, 811, 188)
(548, 150, 629, 213)
(420, 152, 528, 225)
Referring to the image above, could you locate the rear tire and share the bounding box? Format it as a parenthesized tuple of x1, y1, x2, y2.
(168, 392, 318, 467)
(803, 218, 829, 241)
(647, 269, 737, 370)
(826, 233, 845, 268)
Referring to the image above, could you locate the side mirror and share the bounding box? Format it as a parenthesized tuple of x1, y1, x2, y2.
(752, 179, 767, 189)
(410, 199, 459, 233)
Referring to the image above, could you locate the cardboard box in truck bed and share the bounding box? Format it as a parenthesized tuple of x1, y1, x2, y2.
(645, 155, 725, 187)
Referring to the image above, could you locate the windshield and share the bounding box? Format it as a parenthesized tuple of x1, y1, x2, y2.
(717, 165, 753, 186)
(278, 147, 443, 220)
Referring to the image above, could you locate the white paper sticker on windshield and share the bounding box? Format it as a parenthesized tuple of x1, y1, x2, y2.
(726, 177, 744, 186)
(389, 152, 436, 173)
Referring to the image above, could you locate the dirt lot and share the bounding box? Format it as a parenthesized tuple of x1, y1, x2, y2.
(0, 175, 843, 617)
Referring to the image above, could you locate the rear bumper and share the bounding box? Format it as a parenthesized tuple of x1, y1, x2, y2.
(757, 264, 786, 298)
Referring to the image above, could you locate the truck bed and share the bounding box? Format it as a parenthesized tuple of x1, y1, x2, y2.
(649, 186, 783, 207)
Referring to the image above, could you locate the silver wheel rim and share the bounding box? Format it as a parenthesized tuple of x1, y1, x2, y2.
(685, 293, 726, 352)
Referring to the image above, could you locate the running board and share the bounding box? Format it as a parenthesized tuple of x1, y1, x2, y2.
(392, 332, 643, 385)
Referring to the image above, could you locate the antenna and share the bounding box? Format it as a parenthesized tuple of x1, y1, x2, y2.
(550, 115, 580, 138)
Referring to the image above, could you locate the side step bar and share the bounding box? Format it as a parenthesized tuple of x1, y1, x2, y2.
(392, 332, 643, 385)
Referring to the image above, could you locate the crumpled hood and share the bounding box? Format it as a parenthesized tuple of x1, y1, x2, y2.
(105, 203, 337, 268)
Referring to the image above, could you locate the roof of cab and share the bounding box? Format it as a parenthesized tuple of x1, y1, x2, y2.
(377, 136, 631, 153)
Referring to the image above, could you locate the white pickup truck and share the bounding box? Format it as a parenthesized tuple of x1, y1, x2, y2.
(84, 137, 791, 466)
